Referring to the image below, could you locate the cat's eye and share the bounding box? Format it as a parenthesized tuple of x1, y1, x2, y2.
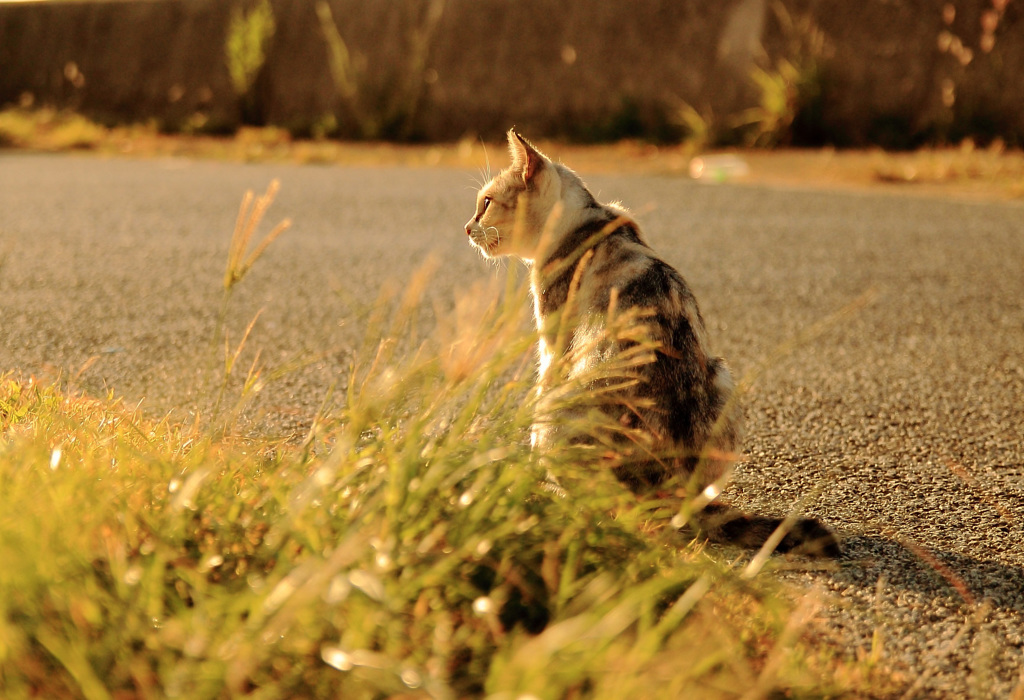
(481, 196, 492, 214)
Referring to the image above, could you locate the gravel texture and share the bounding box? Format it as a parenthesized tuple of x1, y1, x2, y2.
(1, 153, 1022, 696)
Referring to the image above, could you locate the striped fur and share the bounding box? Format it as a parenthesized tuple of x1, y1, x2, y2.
(465, 130, 839, 557)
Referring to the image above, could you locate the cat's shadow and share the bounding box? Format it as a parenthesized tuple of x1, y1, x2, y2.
(827, 534, 1024, 614)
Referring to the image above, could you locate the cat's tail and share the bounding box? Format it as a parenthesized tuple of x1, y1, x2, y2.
(688, 502, 841, 557)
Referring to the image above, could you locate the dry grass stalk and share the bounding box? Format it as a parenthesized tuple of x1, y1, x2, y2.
(224, 179, 291, 290)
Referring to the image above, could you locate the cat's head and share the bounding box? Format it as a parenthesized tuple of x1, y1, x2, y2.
(464, 129, 562, 262)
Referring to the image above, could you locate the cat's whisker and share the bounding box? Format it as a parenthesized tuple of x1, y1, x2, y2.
(469, 162, 494, 191)
(487, 255, 506, 273)
(482, 141, 492, 183)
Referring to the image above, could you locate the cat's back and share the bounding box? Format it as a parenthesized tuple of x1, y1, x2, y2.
(561, 209, 706, 341)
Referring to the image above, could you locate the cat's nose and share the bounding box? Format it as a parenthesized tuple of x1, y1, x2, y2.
(465, 224, 472, 236)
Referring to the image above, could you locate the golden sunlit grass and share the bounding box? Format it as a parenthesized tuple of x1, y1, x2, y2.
(0, 181, 898, 698)
(0, 321, 858, 697)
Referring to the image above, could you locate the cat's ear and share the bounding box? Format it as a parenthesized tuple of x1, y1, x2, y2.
(507, 129, 545, 183)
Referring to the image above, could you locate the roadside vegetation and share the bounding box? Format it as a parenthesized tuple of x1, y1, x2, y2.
(2, 106, 1023, 202)
(0, 181, 898, 698)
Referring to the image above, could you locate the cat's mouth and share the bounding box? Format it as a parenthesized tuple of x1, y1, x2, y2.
(467, 226, 500, 256)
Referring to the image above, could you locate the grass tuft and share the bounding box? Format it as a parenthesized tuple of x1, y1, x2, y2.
(0, 296, 850, 698)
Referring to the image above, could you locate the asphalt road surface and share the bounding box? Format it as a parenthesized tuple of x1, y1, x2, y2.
(2, 153, 1023, 696)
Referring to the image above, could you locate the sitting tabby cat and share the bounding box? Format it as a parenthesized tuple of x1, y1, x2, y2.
(465, 130, 839, 557)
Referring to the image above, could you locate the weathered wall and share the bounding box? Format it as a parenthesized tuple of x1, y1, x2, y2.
(0, 0, 1021, 146)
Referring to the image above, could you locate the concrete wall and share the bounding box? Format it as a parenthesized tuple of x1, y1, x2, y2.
(1, 0, 1021, 146)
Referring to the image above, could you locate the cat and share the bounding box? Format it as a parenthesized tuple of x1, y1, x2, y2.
(464, 129, 839, 557)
